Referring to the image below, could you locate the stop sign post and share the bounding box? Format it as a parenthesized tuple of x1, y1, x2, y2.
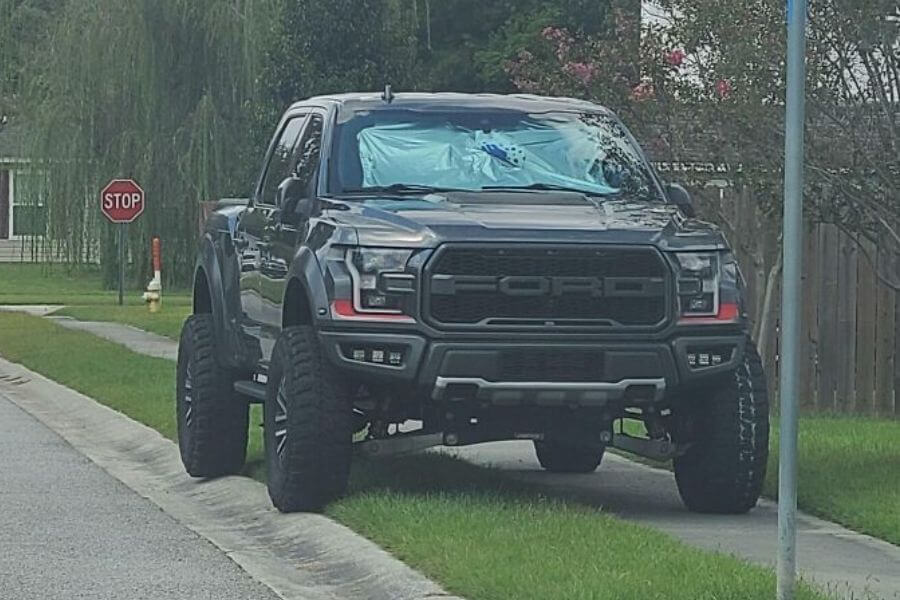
(100, 179, 145, 305)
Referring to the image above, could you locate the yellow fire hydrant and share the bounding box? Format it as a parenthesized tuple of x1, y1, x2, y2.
(142, 237, 163, 313)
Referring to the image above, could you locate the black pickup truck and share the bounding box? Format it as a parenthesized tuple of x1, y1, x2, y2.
(175, 91, 769, 514)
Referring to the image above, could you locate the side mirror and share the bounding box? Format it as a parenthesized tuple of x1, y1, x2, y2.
(277, 177, 315, 223)
(293, 197, 316, 221)
(666, 183, 695, 218)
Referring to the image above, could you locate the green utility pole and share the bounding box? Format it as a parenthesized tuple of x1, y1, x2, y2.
(777, 0, 807, 598)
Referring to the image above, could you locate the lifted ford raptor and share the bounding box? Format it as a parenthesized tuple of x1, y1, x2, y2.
(176, 92, 769, 514)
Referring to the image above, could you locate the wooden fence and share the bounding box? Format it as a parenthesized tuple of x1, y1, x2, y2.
(702, 187, 898, 417)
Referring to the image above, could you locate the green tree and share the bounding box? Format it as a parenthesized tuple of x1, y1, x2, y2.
(23, 0, 278, 285)
(0, 0, 58, 117)
(262, 0, 417, 112)
(258, 1, 627, 100)
(506, 0, 899, 287)
(416, 0, 627, 92)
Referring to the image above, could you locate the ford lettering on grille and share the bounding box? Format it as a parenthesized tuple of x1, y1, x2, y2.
(431, 275, 665, 298)
(425, 245, 671, 328)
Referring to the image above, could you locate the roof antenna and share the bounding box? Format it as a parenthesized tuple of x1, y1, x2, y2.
(382, 84, 394, 104)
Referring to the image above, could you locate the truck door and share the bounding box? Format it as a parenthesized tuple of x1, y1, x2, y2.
(235, 113, 308, 357)
(257, 113, 325, 355)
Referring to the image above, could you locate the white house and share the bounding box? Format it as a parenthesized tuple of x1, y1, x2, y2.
(0, 122, 46, 261)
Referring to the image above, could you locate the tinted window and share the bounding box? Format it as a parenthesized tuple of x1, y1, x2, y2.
(259, 115, 306, 205)
(291, 115, 324, 198)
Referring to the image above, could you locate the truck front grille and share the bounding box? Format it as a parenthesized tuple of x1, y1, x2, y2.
(425, 245, 670, 329)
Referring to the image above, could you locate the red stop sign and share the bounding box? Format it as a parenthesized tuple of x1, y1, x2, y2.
(100, 179, 145, 223)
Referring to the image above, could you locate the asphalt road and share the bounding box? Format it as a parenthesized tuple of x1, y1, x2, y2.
(0, 394, 279, 600)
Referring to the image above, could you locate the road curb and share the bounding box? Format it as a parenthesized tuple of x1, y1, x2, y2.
(0, 356, 464, 600)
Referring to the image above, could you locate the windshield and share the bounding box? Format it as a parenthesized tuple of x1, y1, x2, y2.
(329, 109, 660, 200)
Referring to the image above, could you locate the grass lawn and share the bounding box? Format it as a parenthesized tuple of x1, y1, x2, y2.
(0, 263, 191, 339)
(0, 263, 107, 304)
(765, 417, 900, 546)
(0, 311, 828, 600)
(0, 263, 183, 305)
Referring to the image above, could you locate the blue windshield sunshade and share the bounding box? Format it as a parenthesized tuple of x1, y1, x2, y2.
(356, 119, 622, 195)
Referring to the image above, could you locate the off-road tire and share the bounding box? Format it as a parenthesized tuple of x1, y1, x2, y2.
(534, 441, 605, 473)
(265, 326, 353, 513)
(176, 314, 249, 477)
(673, 339, 769, 514)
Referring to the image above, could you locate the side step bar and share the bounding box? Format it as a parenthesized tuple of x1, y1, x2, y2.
(233, 380, 266, 403)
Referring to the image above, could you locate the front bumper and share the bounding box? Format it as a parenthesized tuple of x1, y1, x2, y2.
(318, 328, 746, 406)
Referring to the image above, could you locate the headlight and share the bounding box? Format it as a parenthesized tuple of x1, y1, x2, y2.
(673, 252, 720, 317)
(346, 248, 414, 313)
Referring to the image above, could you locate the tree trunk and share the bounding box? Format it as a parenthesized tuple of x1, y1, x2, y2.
(425, 0, 431, 50)
(757, 242, 783, 361)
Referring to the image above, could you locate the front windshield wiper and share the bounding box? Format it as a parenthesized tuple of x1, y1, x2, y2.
(337, 184, 467, 196)
(480, 183, 620, 197)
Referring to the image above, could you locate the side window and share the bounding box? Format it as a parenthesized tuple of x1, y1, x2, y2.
(290, 115, 324, 197)
(258, 115, 307, 205)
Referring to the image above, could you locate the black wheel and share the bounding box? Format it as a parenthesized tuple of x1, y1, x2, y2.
(534, 440, 605, 473)
(673, 339, 769, 514)
(265, 326, 353, 513)
(176, 314, 249, 477)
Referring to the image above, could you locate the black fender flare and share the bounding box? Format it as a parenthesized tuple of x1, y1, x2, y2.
(283, 246, 331, 327)
(195, 234, 249, 369)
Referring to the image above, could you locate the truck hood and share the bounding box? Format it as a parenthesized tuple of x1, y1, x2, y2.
(325, 191, 728, 251)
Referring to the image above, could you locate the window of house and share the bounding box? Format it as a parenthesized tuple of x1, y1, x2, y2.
(12, 172, 47, 237)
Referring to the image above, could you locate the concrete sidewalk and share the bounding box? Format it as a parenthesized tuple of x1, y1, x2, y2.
(0, 391, 278, 600)
(0, 304, 64, 316)
(48, 315, 178, 360)
(13, 312, 900, 600)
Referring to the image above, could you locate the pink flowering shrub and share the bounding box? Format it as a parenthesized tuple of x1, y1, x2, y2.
(630, 80, 654, 101)
(665, 49, 686, 67)
(715, 79, 733, 99)
(563, 61, 598, 85)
